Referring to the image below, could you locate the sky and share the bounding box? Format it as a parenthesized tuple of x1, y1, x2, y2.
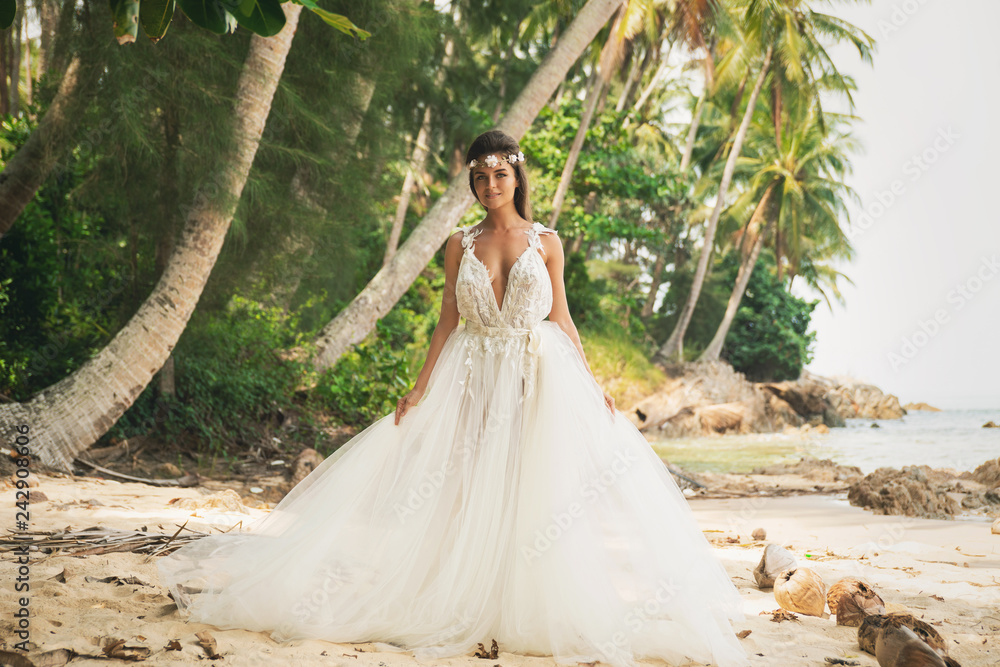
(795, 1, 1000, 410)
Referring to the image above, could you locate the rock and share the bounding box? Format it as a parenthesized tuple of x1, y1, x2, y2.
(969, 457, 1000, 488)
(750, 457, 863, 484)
(752, 527, 766, 541)
(292, 448, 325, 484)
(814, 424, 830, 434)
(152, 462, 183, 479)
(993, 518, 1000, 535)
(984, 420, 999, 428)
(27, 489, 48, 503)
(903, 402, 941, 412)
(848, 466, 961, 520)
(871, 422, 881, 428)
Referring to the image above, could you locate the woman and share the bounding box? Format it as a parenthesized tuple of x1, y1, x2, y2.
(157, 130, 750, 667)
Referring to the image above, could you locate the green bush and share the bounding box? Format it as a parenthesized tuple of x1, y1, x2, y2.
(722, 253, 817, 381)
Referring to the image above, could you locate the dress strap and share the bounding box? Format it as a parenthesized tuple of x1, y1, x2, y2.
(527, 222, 558, 254)
(461, 225, 484, 251)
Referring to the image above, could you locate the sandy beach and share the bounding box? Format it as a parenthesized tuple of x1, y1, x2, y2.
(2, 472, 997, 666)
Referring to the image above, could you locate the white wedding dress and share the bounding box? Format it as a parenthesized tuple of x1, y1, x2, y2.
(157, 222, 749, 667)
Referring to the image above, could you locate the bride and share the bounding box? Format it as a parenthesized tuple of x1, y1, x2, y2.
(157, 130, 750, 667)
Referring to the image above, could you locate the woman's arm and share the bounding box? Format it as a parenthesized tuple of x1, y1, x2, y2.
(395, 230, 465, 424)
(541, 233, 615, 416)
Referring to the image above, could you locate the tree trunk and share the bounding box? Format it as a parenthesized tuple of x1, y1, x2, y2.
(0, 3, 304, 470)
(614, 45, 644, 113)
(22, 14, 32, 106)
(343, 71, 375, 147)
(10, 2, 22, 116)
(641, 253, 666, 317)
(0, 49, 102, 241)
(384, 36, 454, 266)
(679, 90, 705, 172)
(0, 29, 8, 116)
(654, 45, 772, 364)
(311, 0, 625, 371)
(699, 182, 778, 361)
(38, 0, 58, 74)
(548, 74, 604, 228)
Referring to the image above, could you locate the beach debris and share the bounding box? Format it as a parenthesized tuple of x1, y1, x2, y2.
(753, 544, 797, 589)
(751, 527, 766, 541)
(736, 629, 752, 638)
(73, 456, 200, 487)
(0, 648, 77, 666)
(293, 448, 325, 483)
(824, 659, 861, 666)
(101, 638, 151, 661)
(870, 423, 880, 428)
(473, 639, 499, 659)
(982, 420, 998, 428)
(774, 567, 827, 617)
(874, 624, 949, 667)
(84, 575, 152, 586)
(992, 518, 1000, 535)
(760, 608, 799, 623)
(165, 640, 182, 651)
(827, 577, 886, 626)
(0, 524, 209, 557)
(196, 631, 223, 659)
(848, 466, 961, 520)
(858, 613, 947, 656)
(167, 489, 249, 514)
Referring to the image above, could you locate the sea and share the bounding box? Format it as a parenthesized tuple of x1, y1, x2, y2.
(649, 409, 1000, 475)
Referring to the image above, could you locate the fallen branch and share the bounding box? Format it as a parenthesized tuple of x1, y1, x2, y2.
(74, 457, 200, 487)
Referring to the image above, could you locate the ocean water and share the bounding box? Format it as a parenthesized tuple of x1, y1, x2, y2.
(649, 409, 1000, 475)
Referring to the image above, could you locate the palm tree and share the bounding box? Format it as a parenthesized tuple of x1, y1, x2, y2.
(0, 4, 305, 470)
(654, 0, 872, 363)
(310, 0, 626, 371)
(699, 100, 858, 361)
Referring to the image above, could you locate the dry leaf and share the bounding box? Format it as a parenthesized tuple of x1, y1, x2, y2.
(737, 629, 752, 639)
(195, 631, 222, 660)
(165, 640, 182, 651)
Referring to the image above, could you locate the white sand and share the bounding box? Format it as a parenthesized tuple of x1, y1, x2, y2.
(1, 474, 997, 666)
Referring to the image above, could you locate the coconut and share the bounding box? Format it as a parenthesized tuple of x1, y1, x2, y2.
(858, 613, 946, 656)
(827, 577, 885, 626)
(753, 543, 797, 589)
(773, 567, 826, 617)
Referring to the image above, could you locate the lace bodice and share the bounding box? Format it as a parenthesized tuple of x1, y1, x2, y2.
(456, 221, 556, 330)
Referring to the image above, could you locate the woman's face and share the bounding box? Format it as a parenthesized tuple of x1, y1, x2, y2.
(472, 157, 519, 211)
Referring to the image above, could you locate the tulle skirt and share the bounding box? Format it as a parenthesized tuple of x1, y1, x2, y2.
(156, 321, 749, 667)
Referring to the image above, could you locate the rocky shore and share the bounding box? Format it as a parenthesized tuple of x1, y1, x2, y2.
(627, 362, 906, 437)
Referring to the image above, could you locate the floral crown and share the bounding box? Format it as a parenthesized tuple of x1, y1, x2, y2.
(468, 151, 525, 170)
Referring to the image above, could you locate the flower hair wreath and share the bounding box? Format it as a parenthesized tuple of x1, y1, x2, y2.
(468, 152, 525, 170)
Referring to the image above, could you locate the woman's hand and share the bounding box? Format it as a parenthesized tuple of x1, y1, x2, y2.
(395, 386, 425, 425)
(602, 390, 615, 418)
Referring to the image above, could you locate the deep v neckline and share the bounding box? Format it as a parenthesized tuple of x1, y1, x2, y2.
(464, 225, 539, 315)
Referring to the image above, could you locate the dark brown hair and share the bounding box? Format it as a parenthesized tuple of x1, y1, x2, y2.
(465, 130, 532, 222)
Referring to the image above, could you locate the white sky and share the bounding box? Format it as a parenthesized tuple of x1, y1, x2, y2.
(798, 0, 1000, 410)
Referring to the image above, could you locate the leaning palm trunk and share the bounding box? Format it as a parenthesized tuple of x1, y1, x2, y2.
(654, 45, 772, 364)
(699, 182, 778, 361)
(548, 73, 605, 228)
(0, 4, 304, 471)
(384, 38, 455, 265)
(311, 0, 625, 371)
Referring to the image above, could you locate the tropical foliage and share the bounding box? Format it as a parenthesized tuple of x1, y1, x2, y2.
(0, 0, 875, 461)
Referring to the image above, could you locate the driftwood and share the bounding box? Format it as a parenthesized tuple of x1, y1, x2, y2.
(0, 522, 212, 558)
(73, 457, 200, 487)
